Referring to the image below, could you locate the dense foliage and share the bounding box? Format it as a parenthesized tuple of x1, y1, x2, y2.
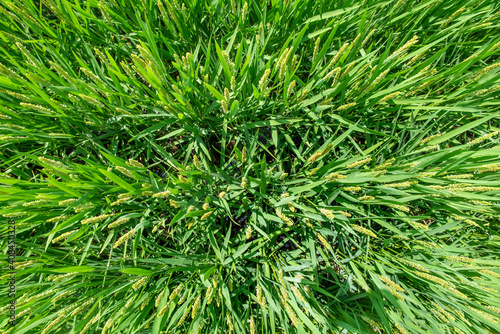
(1, 0, 500, 333)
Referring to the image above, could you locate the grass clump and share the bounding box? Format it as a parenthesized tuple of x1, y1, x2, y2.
(1, 0, 500, 333)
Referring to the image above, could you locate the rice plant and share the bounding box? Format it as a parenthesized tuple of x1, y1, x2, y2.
(1, 0, 500, 333)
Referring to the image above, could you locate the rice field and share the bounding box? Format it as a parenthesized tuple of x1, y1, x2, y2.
(1, 0, 500, 333)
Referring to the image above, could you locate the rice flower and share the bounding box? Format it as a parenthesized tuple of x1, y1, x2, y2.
(297, 88, 309, 103)
(358, 195, 375, 201)
(157, 301, 171, 317)
(324, 67, 340, 82)
(110, 198, 127, 206)
(116, 166, 134, 177)
(200, 211, 214, 220)
(74, 203, 96, 213)
(191, 295, 201, 319)
(327, 43, 350, 70)
(70, 298, 95, 317)
(454, 309, 472, 326)
(132, 276, 148, 290)
(473, 162, 500, 173)
(450, 214, 480, 227)
(59, 198, 77, 206)
(389, 204, 410, 212)
(240, 176, 247, 188)
(219, 191, 226, 198)
(320, 98, 333, 106)
(41, 315, 65, 334)
(486, 305, 500, 314)
(379, 91, 401, 103)
(281, 214, 294, 226)
(113, 229, 136, 248)
(414, 272, 456, 290)
(383, 181, 417, 188)
(290, 285, 306, 304)
(47, 215, 70, 223)
(362, 316, 383, 332)
(155, 290, 166, 308)
(440, 6, 465, 28)
(20, 102, 54, 114)
(387, 286, 405, 300)
(284, 303, 299, 327)
(178, 174, 189, 183)
(245, 225, 252, 240)
(81, 313, 99, 334)
(13, 260, 37, 270)
(408, 221, 428, 230)
(343, 186, 362, 192)
(307, 152, 322, 163)
(444, 255, 476, 263)
(337, 211, 352, 218)
(319, 208, 335, 219)
(278, 269, 286, 287)
(51, 289, 74, 303)
(467, 132, 498, 146)
(417, 171, 437, 178)
(82, 213, 114, 225)
(287, 80, 296, 98)
(153, 190, 172, 198)
(0, 62, 19, 78)
(312, 37, 321, 63)
(102, 316, 115, 334)
(226, 314, 234, 332)
(470, 199, 493, 206)
(52, 229, 78, 243)
(108, 217, 131, 229)
(203, 203, 209, 210)
(379, 275, 404, 292)
(206, 283, 215, 304)
(414, 240, 439, 248)
(317, 233, 331, 250)
(193, 155, 202, 170)
(256, 284, 266, 310)
(176, 303, 191, 325)
(364, 69, 390, 93)
(0, 136, 28, 141)
(468, 306, 498, 323)
(49, 272, 78, 282)
(307, 167, 319, 177)
(473, 62, 500, 81)
(275, 208, 293, 226)
(258, 69, 271, 92)
(22, 199, 48, 207)
(347, 157, 371, 169)
(221, 100, 229, 113)
(337, 102, 357, 111)
(169, 284, 183, 301)
(390, 36, 418, 58)
(249, 316, 255, 334)
(480, 270, 500, 278)
(120, 297, 135, 315)
(442, 174, 473, 179)
(78, 93, 103, 107)
(351, 224, 378, 238)
(430, 301, 454, 323)
(421, 145, 439, 151)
